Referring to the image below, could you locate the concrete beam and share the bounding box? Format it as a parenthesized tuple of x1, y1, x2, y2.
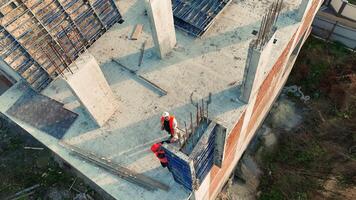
(145, 0, 177, 59)
(297, 0, 310, 21)
(240, 32, 276, 103)
(64, 52, 118, 127)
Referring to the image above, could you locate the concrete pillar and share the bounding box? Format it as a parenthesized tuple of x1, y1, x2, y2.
(240, 32, 276, 103)
(65, 52, 118, 127)
(297, 0, 310, 21)
(145, 0, 177, 59)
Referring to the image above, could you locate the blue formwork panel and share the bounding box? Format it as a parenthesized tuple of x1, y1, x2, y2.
(162, 121, 221, 191)
(163, 145, 194, 191)
(191, 124, 217, 182)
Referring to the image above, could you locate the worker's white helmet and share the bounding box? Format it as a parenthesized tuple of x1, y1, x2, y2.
(162, 112, 170, 118)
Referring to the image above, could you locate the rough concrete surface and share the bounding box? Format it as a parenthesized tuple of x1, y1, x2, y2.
(0, 0, 304, 199)
(65, 53, 118, 127)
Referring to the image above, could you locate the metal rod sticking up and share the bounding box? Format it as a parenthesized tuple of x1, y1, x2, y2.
(48, 42, 73, 74)
(41, 46, 64, 78)
(190, 112, 193, 135)
(254, 0, 283, 49)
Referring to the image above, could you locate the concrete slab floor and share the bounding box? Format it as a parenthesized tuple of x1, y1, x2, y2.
(1, 0, 302, 199)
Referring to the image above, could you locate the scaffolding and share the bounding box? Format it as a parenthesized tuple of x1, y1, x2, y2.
(0, 0, 122, 91)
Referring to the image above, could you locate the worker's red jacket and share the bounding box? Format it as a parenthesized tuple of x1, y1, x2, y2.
(151, 142, 168, 164)
(161, 116, 175, 136)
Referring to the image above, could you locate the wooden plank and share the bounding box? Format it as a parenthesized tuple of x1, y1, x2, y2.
(60, 142, 170, 192)
(130, 24, 143, 40)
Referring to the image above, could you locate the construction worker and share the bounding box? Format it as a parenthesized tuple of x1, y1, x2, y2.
(151, 142, 168, 168)
(161, 112, 178, 143)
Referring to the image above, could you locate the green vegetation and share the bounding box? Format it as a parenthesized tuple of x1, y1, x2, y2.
(349, 0, 356, 5)
(0, 126, 100, 199)
(258, 37, 356, 199)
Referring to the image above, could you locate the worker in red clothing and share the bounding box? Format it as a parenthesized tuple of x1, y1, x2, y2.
(161, 112, 178, 143)
(151, 142, 168, 168)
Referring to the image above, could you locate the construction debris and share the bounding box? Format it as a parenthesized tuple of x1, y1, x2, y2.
(24, 146, 44, 150)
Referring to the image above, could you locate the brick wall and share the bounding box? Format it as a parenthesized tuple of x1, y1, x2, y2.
(195, 0, 323, 199)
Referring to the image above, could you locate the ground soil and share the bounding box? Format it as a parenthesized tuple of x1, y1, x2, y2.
(257, 37, 356, 200)
(0, 120, 103, 200)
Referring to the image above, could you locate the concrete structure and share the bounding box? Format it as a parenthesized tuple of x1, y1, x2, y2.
(312, 0, 356, 49)
(0, 0, 323, 199)
(65, 53, 118, 127)
(145, 0, 177, 58)
(240, 31, 277, 103)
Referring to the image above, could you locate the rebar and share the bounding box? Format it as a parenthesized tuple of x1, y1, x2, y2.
(254, 0, 283, 49)
(196, 103, 199, 127)
(190, 112, 194, 135)
(201, 99, 204, 120)
(61, 25, 78, 54)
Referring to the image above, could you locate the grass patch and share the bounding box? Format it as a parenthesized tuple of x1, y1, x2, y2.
(258, 36, 356, 199)
(288, 37, 354, 96)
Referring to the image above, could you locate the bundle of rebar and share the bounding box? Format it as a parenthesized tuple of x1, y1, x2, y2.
(183, 93, 212, 142)
(254, 0, 283, 49)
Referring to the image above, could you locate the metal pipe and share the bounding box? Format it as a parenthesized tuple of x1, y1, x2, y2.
(190, 112, 194, 135)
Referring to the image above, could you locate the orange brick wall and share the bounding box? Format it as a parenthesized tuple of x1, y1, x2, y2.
(199, 1, 323, 199)
(209, 112, 245, 190)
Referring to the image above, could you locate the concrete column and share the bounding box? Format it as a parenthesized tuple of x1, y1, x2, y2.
(240, 32, 276, 103)
(145, 0, 177, 59)
(65, 52, 118, 127)
(297, 0, 310, 21)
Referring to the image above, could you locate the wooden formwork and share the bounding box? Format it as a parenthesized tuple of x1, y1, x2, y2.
(0, 0, 122, 91)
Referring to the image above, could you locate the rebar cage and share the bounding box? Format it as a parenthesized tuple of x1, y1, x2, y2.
(0, 0, 122, 91)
